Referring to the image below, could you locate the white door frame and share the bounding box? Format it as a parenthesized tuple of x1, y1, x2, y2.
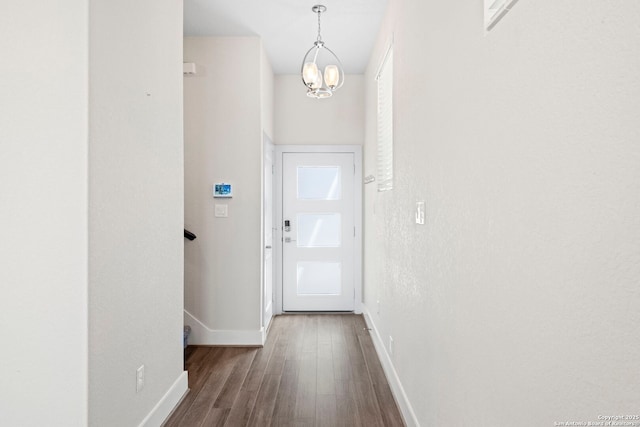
(274, 145, 362, 314)
(261, 133, 275, 335)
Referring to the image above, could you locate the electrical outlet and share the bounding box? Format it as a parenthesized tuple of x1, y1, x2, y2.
(136, 365, 145, 393)
(389, 336, 394, 356)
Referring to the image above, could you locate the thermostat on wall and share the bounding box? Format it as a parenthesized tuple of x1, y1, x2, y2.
(213, 183, 232, 198)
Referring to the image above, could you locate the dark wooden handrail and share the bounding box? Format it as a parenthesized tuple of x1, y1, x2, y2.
(184, 229, 196, 240)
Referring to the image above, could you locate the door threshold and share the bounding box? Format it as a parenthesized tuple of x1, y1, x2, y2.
(281, 311, 355, 315)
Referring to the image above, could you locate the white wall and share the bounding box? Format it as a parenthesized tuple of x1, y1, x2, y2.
(89, 1, 186, 425)
(261, 46, 275, 141)
(363, 1, 640, 426)
(184, 37, 265, 344)
(274, 75, 364, 145)
(0, 2, 88, 426)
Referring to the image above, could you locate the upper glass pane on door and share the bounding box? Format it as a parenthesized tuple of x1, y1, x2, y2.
(297, 166, 341, 200)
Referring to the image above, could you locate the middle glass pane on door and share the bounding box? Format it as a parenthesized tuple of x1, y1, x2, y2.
(297, 213, 342, 247)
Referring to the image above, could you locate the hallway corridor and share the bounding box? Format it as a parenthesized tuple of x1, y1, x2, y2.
(164, 314, 404, 426)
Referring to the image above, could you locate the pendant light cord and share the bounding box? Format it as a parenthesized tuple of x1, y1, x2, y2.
(316, 9, 323, 42)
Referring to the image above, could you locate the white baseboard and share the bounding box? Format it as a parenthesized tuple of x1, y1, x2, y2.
(138, 371, 188, 427)
(361, 306, 420, 427)
(184, 309, 264, 346)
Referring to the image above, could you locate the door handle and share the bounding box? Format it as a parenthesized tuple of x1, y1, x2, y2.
(265, 245, 272, 249)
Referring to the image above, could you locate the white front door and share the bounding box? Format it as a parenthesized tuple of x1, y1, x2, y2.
(282, 152, 355, 311)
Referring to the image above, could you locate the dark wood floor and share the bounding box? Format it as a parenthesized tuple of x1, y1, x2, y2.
(164, 314, 404, 427)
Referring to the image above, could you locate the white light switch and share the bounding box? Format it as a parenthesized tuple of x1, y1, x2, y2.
(415, 201, 425, 225)
(215, 204, 228, 217)
(136, 365, 144, 393)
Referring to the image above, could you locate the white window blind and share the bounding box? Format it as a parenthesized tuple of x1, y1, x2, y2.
(376, 45, 393, 192)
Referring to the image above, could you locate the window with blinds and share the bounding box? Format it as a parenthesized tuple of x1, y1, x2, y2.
(485, 0, 519, 31)
(376, 45, 393, 192)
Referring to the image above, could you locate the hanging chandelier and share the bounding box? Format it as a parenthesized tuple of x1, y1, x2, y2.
(301, 5, 345, 99)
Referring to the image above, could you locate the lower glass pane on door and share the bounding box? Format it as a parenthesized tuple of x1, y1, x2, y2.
(297, 262, 341, 295)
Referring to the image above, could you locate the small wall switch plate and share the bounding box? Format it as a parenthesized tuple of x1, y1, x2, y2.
(136, 365, 145, 393)
(215, 204, 228, 217)
(415, 201, 425, 225)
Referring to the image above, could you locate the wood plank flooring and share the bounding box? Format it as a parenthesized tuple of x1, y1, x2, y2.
(164, 314, 404, 427)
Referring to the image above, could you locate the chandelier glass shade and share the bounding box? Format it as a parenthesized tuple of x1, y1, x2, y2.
(301, 5, 345, 99)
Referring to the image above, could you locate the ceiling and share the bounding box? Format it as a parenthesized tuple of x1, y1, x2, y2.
(183, 0, 388, 75)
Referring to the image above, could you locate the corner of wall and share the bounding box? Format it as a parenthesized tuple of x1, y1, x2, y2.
(260, 40, 275, 141)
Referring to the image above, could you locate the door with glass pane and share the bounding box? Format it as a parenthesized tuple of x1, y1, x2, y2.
(282, 152, 355, 311)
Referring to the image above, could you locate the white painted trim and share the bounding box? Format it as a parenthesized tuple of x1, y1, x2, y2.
(375, 36, 394, 81)
(353, 148, 363, 314)
(184, 310, 264, 346)
(138, 371, 188, 427)
(261, 133, 275, 335)
(275, 148, 284, 315)
(274, 145, 363, 315)
(362, 306, 420, 427)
